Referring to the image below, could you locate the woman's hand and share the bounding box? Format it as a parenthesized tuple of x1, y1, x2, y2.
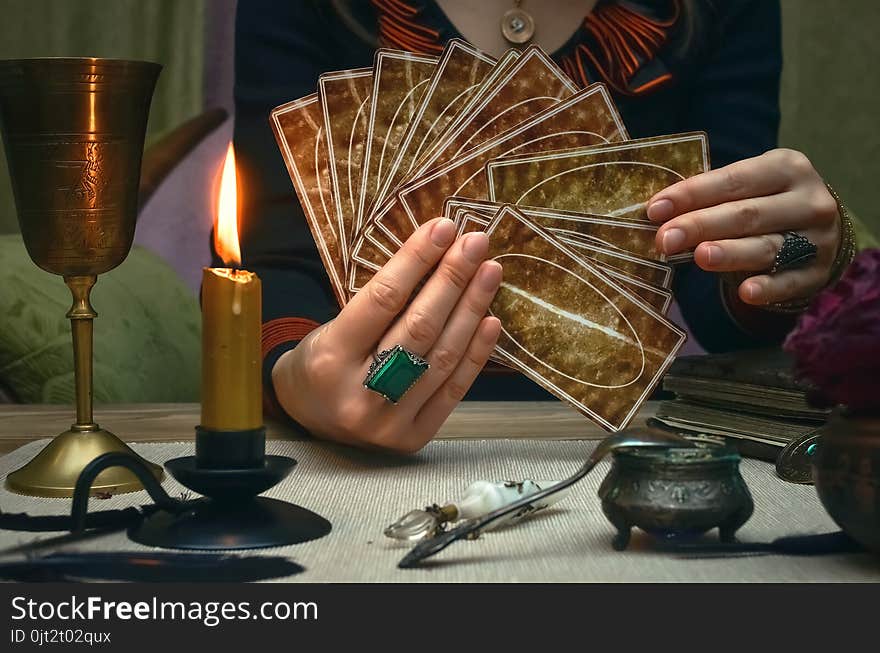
(272, 218, 502, 453)
(647, 149, 841, 306)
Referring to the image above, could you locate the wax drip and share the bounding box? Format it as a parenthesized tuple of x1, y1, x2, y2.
(232, 277, 243, 316)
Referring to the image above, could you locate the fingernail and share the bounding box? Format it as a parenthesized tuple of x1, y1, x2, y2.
(662, 228, 686, 254)
(483, 316, 502, 340)
(647, 198, 674, 222)
(478, 261, 502, 291)
(705, 244, 723, 267)
(743, 281, 760, 303)
(462, 232, 488, 263)
(430, 218, 455, 247)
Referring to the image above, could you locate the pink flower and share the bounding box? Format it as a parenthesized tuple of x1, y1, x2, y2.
(784, 249, 880, 412)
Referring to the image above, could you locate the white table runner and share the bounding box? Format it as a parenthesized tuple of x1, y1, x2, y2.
(1, 439, 877, 582)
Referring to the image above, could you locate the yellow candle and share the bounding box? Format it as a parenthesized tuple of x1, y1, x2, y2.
(201, 142, 261, 430)
(200, 267, 262, 430)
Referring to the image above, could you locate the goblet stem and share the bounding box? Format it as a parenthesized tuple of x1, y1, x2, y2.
(4, 273, 165, 496)
(64, 275, 98, 429)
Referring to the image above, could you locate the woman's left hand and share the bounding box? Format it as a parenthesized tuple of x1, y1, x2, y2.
(646, 148, 841, 306)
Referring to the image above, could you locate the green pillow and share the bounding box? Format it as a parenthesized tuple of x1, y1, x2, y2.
(0, 234, 200, 403)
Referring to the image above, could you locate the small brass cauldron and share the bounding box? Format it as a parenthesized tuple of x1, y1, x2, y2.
(598, 441, 754, 550)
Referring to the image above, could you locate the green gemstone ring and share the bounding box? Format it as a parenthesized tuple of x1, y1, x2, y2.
(364, 345, 430, 403)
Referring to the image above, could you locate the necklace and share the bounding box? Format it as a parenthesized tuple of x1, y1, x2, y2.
(501, 0, 535, 46)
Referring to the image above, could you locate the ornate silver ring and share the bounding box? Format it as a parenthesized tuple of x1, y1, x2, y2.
(364, 344, 430, 404)
(770, 232, 818, 274)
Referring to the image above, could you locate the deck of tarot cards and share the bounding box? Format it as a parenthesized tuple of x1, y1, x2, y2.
(653, 349, 830, 461)
(270, 39, 711, 431)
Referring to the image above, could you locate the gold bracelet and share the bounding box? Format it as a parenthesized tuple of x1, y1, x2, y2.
(763, 182, 857, 313)
(825, 183, 857, 282)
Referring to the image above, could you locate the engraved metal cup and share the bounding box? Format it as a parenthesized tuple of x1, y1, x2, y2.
(0, 58, 164, 496)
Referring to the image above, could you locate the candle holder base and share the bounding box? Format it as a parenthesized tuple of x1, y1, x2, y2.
(128, 454, 332, 551)
(129, 496, 330, 550)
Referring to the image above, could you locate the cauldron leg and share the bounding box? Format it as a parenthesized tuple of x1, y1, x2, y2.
(609, 518, 632, 551)
(718, 524, 736, 543)
(602, 503, 633, 551)
(612, 527, 631, 551)
(719, 502, 754, 543)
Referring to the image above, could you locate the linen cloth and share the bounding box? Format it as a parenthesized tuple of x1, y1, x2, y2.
(1, 439, 878, 582)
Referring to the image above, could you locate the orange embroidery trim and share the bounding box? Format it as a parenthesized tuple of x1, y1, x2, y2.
(373, 0, 445, 53)
(369, 1, 680, 94)
(261, 317, 320, 359)
(566, 0, 681, 94)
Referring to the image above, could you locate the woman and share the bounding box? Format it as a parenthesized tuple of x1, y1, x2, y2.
(226, 0, 859, 452)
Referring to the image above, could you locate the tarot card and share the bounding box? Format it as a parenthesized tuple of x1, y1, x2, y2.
(371, 39, 496, 216)
(362, 80, 625, 265)
(358, 47, 533, 253)
(560, 232, 672, 284)
(356, 50, 438, 236)
(454, 210, 485, 234)
(351, 258, 377, 294)
(443, 196, 666, 261)
(408, 48, 522, 176)
(397, 82, 628, 231)
(319, 67, 372, 264)
(270, 94, 348, 307)
(486, 132, 709, 223)
(553, 233, 671, 289)
(456, 212, 672, 313)
(365, 225, 399, 260)
(450, 201, 670, 287)
(412, 45, 579, 178)
(352, 223, 397, 263)
(347, 207, 431, 294)
(367, 198, 416, 254)
(347, 223, 394, 294)
(483, 205, 686, 430)
(593, 267, 672, 313)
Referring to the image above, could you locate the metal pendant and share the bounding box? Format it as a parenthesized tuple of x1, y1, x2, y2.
(501, 7, 535, 45)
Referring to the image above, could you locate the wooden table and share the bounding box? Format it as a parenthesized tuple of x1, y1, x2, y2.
(0, 401, 651, 454)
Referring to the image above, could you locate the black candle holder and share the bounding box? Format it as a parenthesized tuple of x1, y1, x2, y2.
(74, 426, 332, 551)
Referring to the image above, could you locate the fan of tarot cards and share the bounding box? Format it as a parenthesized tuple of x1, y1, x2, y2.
(270, 39, 711, 432)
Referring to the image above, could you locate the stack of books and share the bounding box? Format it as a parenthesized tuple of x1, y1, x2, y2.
(652, 349, 829, 461)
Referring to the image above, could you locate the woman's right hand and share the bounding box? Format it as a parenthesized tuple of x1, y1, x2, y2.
(271, 217, 503, 453)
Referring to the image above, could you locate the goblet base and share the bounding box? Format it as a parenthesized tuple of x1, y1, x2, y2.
(5, 425, 163, 498)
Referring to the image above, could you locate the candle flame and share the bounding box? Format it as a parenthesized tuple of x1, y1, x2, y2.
(215, 142, 241, 267)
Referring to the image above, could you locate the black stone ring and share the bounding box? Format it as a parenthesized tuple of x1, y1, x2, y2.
(364, 344, 430, 403)
(770, 231, 818, 274)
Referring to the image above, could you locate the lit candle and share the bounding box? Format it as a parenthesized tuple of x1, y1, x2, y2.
(201, 143, 262, 431)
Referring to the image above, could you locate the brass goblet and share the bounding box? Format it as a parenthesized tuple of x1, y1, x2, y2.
(0, 58, 164, 496)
